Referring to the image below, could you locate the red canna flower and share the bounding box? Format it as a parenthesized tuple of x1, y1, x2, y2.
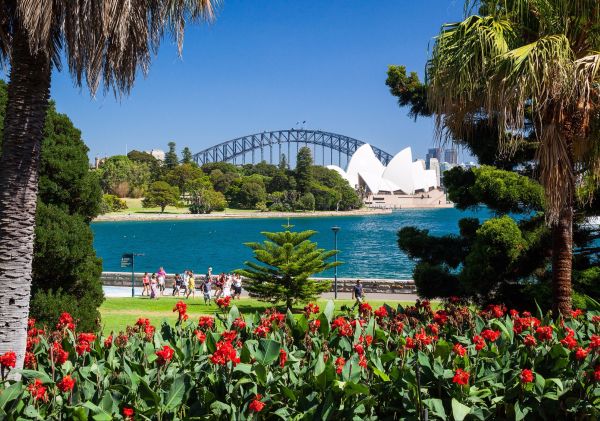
(374, 306, 388, 319)
(481, 329, 501, 342)
(123, 407, 134, 420)
(523, 334, 537, 347)
(210, 340, 240, 366)
(253, 325, 270, 338)
(0, 351, 16, 369)
(589, 335, 600, 350)
(595, 365, 600, 382)
(155, 345, 175, 365)
(57, 312, 75, 330)
(24, 352, 37, 369)
(453, 343, 467, 357)
(405, 337, 416, 349)
(358, 354, 368, 369)
(335, 356, 345, 374)
(433, 310, 449, 325)
(570, 309, 584, 318)
(593, 315, 600, 324)
(359, 302, 373, 316)
(220, 330, 238, 343)
(472, 335, 486, 351)
(104, 335, 113, 348)
(173, 301, 189, 322)
(521, 369, 534, 384)
(194, 330, 207, 343)
(232, 317, 247, 330)
(57, 375, 76, 393)
(560, 335, 578, 350)
(52, 342, 69, 365)
(249, 394, 265, 412)
(354, 343, 365, 355)
(309, 319, 321, 333)
(216, 296, 231, 309)
(452, 368, 470, 386)
(303, 303, 320, 318)
(536, 326, 553, 341)
(198, 316, 215, 330)
(27, 379, 48, 401)
(575, 347, 589, 361)
(279, 349, 287, 368)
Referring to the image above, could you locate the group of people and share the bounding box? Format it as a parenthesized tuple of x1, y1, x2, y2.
(141, 267, 243, 304)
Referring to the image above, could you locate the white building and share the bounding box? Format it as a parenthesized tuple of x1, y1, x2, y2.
(146, 149, 165, 161)
(328, 144, 450, 209)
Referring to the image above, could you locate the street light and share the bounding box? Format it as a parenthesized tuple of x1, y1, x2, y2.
(331, 226, 340, 299)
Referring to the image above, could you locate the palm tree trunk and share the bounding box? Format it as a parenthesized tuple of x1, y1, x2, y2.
(0, 27, 51, 374)
(552, 205, 573, 315)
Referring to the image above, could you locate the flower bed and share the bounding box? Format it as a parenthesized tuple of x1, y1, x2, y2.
(1, 300, 599, 419)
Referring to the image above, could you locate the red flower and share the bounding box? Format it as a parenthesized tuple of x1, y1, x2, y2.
(210, 340, 240, 365)
(249, 394, 265, 412)
(428, 323, 440, 336)
(433, 310, 449, 325)
(452, 368, 470, 385)
(595, 365, 600, 382)
(536, 326, 553, 341)
(123, 407, 134, 420)
(331, 317, 353, 337)
(216, 296, 231, 309)
(198, 316, 215, 330)
(27, 379, 48, 401)
(57, 312, 75, 330)
(589, 335, 600, 350)
(76, 333, 96, 355)
(309, 319, 321, 334)
(354, 343, 365, 355)
(57, 375, 76, 393)
(253, 325, 270, 338)
(391, 319, 404, 334)
(453, 343, 467, 357)
(116, 333, 129, 348)
(509, 309, 519, 318)
(136, 318, 151, 327)
(104, 335, 113, 348)
(52, 342, 69, 365)
(593, 315, 600, 324)
(279, 349, 287, 368)
(173, 301, 189, 322)
(374, 306, 388, 319)
(303, 303, 320, 317)
(570, 309, 584, 318)
(560, 335, 578, 350)
(24, 352, 37, 369)
(472, 335, 486, 351)
(481, 329, 500, 342)
(358, 354, 368, 369)
(523, 334, 537, 347)
(521, 369, 534, 384)
(155, 345, 175, 365)
(335, 356, 345, 374)
(359, 302, 373, 316)
(194, 330, 206, 343)
(405, 337, 415, 349)
(575, 347, 589, 361)
(414, 328, 434, 348)
(364, 335, 373, 346)
(0, 351, 16, 369)
(221, 330, 238, 343)
(232, 317, 247, 330)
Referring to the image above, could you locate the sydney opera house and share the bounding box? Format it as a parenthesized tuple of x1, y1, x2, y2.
(328, 144, 449, 208)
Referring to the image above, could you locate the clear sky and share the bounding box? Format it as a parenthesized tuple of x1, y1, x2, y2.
(14, 0, 471, 163)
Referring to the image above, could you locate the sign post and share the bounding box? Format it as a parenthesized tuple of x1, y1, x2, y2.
(121, 253, 134, 297)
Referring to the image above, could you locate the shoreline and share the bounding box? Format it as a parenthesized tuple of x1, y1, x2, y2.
(93, 208, 394, 222)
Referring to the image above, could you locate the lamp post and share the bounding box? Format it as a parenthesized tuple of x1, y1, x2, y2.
(331, 226, 340, 299)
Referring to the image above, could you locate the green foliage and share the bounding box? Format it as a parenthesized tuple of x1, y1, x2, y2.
(99, 155, 151, 197)
(163, 163, 203, 196)
(99, 194, 128, 214)
(385, 65, 431, 119)
(32, 203, 103, 331)
(142, 181, 180, 212)
(2, 302, 599, 419)
(127, 150, 162, 182)
(295, 147, 313, 193)
(181, 146, 193, 164)
(186, 176, 227, 214)
(296, 192, 316, 211)
(227, 176, 267, 209)
(164, 141, 179, 169)
(238, 229, 336, 308)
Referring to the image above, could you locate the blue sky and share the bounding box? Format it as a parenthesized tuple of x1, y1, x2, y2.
(14, 0, 470, 163)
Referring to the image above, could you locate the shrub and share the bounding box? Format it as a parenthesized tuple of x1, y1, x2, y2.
(100, 194, 128, 214)
(1, 302, 598, 419)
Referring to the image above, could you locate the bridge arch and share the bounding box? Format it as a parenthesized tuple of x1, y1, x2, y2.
(192, 129, 393, 168)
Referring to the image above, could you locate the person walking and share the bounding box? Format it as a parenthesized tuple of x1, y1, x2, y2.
(186, 271, 196, 299)
(232, 274, 242, 300)
(142, 272, 150, 296)
(172, 273, 182, 296)
(201, 277, 211, 305)
(352, 280, 365, 309)
(150, 273, 159, 299)
(157, 267, 166, 296)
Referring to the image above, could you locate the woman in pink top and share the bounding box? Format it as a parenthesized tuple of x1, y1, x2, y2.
(142, 272, 150, 296)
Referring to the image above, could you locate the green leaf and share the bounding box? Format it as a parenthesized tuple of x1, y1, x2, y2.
(372, 367, 390, 382)
(424, 398, 446, 419)
(226, 305, 240, 329)
(343, 381, 370, 396)
(314, 353, 326, 377)
(14, 369, 52, 384)
(535, 372, 545, 395)
(23, 404, 43, 420)
(255, 339, 281, 365)
(233, 363, 253, 374)
(324, 300, 335, 323)
(164, 374, 188, 411)
(452, 398, 471, 421)
(0, 381, 23, 410)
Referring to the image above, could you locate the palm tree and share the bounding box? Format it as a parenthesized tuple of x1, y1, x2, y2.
(426, 0, 600, 315)
(0, 0, 217, 371)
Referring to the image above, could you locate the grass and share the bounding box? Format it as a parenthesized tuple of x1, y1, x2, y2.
(107, 198, 189, 215)
(100, 296, 416, 333)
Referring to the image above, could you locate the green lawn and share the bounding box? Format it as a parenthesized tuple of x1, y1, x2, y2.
(106, 198, 189, 214)
(100, 296, 416, 333)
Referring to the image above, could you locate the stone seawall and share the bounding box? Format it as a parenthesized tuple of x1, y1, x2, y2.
(101, 272, 416, 294)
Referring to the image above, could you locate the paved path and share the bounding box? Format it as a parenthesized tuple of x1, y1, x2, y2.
(320, 291, 420, 301)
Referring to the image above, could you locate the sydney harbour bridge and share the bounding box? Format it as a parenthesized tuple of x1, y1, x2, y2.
(192, 129, 393, 168)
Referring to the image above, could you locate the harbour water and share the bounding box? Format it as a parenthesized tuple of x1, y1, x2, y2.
(92, 207, 493, 280)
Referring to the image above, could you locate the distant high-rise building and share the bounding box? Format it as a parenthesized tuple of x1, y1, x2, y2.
(444, 148, 458, 165)
(429, 158, 441, 187)
(425, 148, 443, 169)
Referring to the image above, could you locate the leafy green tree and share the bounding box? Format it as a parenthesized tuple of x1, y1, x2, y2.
(127, 150, 162, 182)
(163, 163, 203, 196)
(279, 154, 288, 171)
(312, 166, 362, 210)
(186, 176, 227, 214)
(164, 141, 179, 169)
(181, 146, 193, 164)
(425, 0, 600, 314)
(210, 169, 239, 193)
(142, 181, 180, 212)
(228, 176, 267, 209)
(99, 156, 134, 197)
(311, 183, 342, 211)
(128, 161, 151, 198)
(295, 147, 313, 193)
(297, 193, 316, 211)
(238, 229, 336, 309)
(100, 194, 128, 214)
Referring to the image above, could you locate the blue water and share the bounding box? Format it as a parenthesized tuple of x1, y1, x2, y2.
(91, 208, 493, 279)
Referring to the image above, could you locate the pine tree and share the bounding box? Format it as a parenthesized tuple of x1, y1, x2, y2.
(182, 146, 193, 164)
(238, 227, 336, 309)
(295, 147, 313, 193)
(164, 141, 179, 169)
